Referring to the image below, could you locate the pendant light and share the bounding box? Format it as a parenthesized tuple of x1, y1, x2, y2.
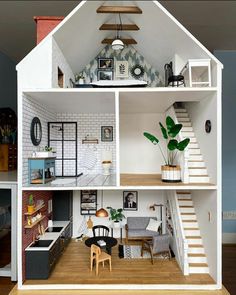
(112, 13, 124, 51)
(95, 190, 108, 217)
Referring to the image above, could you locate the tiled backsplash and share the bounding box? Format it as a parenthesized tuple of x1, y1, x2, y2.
(82, 45, 163, 87)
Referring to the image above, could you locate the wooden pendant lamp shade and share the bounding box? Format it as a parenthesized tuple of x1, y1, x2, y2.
(95, 191, 108, 218)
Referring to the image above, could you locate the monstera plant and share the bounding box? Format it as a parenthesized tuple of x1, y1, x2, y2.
(143, 116, 190, 182)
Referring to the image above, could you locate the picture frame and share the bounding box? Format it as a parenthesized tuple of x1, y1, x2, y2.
(98, 58, 114, 69)
(115, 61, 129, 78)
(97, 70, 113, 81)
(101, 126, 113, 142)
(80, 190, 97, 215)
(123, 191, 138, 211)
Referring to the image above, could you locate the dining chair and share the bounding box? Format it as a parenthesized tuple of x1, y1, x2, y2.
(90, 244, 112, 275)
(92, 225, 109, 237)
(141, 234, 171, 264)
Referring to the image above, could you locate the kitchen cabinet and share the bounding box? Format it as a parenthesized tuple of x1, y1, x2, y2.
(53, 191, 73, 227)
(0, 144, 17, 171)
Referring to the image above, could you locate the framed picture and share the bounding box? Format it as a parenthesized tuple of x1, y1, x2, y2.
(101, 126, 113, 142)
(97, 70, 113, 81)
(80, 190, 97, 215)
(98, 58, 114, 69)
(123, 191, 138, 211)
(116, 61, 129, 78)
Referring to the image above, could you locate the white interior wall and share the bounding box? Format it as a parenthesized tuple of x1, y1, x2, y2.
(191, 190, 218, 282)
(52, 38, 74, 88)
(184, 94, 217, 183)
(22, 95, 56, 185)
(120, 113, 165, 174)
(73, 190, 165, 239)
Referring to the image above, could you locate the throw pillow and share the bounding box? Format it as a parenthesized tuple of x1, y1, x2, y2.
(146, 218, 162, 232)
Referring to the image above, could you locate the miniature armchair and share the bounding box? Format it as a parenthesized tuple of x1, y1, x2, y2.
(141, 234, 171, 264)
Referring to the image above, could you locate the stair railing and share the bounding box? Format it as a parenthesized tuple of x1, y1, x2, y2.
(165, 105, 189, 183)
(167, 191, 189, 275)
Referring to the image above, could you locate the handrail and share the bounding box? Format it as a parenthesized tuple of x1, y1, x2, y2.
(167, 191, 189, 275)
(165, 105, 189, 183)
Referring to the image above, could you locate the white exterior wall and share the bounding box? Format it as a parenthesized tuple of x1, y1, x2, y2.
(191, 190, 218, 281)
(185, 94, 217, 184)
(52, 38, 74, 88)
(73, 190, 165, 238)
(120, 113, 165, 174)
(22, 95, 56, 186)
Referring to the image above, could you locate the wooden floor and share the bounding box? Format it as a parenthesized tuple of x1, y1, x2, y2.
(25, 239, 215, 285)
(120, 174, 215, 187)
(222, 244, 236, 295)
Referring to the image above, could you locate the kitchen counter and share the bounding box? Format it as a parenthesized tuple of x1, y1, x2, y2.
(25, 221, 70, 251)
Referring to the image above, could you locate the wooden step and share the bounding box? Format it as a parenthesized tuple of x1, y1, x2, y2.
(182, 222, 198, 228)
(188, 253, 206, 257)
(186, 235, 201, 238)
(97, 6, 142, 14)
(189, 154, 203, 161)
(188, 244, 205, 254)
(188, 168, 208, 175)
(189, 263, 209, 274)
(176, 113, 189, 118)
(188, 254, 207, 264)
(188, 160, 205, 168)
(189, 244, 203, 248)
(174, 108, 187, 113)
(102, 38, 137, 45)
(181, 122, 192, 127)
(189, 175, 210, 183)
(182, 131, 195, 137)
(182, 220, 197, 222)
(177, 117, 191, 122)
(188, 148, 201, 155)
(99, 24, 139, 31)
(177, 191, 191, 194)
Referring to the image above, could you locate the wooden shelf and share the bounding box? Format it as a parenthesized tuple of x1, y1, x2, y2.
(31, 177, 55, 184)
(24, 215, 45, 229)
(99, 24, 139, 31)
(97, 6, 142, 14)
(24, 204, 45, 216)
(102, 38, 137, 45)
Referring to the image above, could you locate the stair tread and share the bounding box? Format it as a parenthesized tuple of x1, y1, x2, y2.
(189, 167, 206, 169)
(188, 253, 206, 257)
(189, 263, 208, 267)
(184, 227, 199, 230)
(180, 206, 194, 208)
(178, 198, 192, 201)
(183, 220, 197, 222)
(189, 244, 203, 248)
(189, 175, 209, 177)
(181, 213, 196, 215)
(186, 236, 201, 238)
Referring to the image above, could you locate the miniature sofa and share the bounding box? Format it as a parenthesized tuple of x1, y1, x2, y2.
(125, 217, 161, 243)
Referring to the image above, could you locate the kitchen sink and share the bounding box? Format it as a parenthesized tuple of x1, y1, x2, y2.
(45, 227, 63, 233)
(30, 239, 54, 248)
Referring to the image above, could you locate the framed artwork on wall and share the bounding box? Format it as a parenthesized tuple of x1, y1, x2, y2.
(123, 191, 138, 211)
(80, 190, 97, 215)
(115, 61, 129, 78)
(98, 58, 114, 69)
(97, 70, 113, 81)
(101, 126, 113, 142)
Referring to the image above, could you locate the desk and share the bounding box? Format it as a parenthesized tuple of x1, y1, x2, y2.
(28, 157, 56, 184)
(85, 236, 117, 255)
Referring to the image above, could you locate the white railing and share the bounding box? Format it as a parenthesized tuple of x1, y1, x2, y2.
(167, 191, 189, 275)
(165, 105, 189, 183)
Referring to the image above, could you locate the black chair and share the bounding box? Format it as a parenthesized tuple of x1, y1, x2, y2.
(164, 62, 185, 87)
(92, 225, 109, 237)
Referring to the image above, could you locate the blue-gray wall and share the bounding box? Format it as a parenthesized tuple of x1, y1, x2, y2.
(0, 52, 17, 112)
(214, 50, 236, 233)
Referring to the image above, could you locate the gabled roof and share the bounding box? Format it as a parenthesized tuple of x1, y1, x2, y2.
(17, 0, 223, 74)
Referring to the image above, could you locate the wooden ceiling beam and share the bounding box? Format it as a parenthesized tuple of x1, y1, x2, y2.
(102, 38, 137, 45)
(97, 6, 142, 14)
(99, 24, 139, 31)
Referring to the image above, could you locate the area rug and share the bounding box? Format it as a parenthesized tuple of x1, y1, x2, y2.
(118, 244, 171, 259)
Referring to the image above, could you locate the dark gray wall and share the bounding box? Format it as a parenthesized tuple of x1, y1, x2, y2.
(0, 51, 17, 112)
(214, 50, 236, 233)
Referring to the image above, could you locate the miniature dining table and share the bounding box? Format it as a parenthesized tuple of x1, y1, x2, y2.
(85, 236, 117, 255)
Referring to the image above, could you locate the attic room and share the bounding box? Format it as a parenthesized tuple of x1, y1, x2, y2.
(16, 0, 222, 293)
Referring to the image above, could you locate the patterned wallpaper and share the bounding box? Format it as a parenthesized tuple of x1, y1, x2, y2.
(82, 45, 164, 87)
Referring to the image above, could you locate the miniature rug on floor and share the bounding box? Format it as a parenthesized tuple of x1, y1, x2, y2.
(118, 244, 170, 259)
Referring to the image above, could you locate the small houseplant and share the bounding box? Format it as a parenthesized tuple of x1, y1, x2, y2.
(107, 207, 125, 228)
(143, 116, 190, 182)
(27, 194, 35, 213)
(75, 72, 85, 85)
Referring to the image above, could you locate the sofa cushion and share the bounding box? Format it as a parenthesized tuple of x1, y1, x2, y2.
(146, 219, 162, 232)
(127, 217, 157, 230)
(128, 229, 159, 238)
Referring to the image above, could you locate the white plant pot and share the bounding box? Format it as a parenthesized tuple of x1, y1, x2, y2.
(113, 221, 120, 228)
(161, 165, 181, 183)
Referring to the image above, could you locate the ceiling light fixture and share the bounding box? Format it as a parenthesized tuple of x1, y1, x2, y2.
(95, 190, 108, 217)
(112, 13, 124, 50)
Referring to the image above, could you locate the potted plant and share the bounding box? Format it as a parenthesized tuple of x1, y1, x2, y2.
(107, 207, 125, 228)
(27, 194, 35, 214)
(75, 73, 85, 85)
(143, 116, 190, 183)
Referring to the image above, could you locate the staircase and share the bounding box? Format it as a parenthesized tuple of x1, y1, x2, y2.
(174, 107, 210, 183)
(177, 191, 209, 274)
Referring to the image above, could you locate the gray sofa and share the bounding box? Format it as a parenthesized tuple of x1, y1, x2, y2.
(125, 217, 161, 243)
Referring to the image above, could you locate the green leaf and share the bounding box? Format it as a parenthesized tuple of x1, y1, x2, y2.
(168, 139, 178, 151)
(166, 116, 175, 132)
(143, 132, 159, 145)
(168, 124, 182, 138)
(177, 138, 190, 151)
(159, 122, 168, 139)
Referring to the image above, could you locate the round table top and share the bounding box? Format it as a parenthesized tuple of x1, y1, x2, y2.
(85, 236, 117, 248)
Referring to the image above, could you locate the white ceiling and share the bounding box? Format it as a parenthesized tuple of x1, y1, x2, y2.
(0, 1, 235, 63)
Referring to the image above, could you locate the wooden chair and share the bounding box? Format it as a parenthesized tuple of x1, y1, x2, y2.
(92, 225, 109, 237)
(90, 244, 112, 275)
(141, 234, 171, 264)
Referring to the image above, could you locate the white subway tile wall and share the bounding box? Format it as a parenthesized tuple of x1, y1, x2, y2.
(22, 95, 56, 185)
